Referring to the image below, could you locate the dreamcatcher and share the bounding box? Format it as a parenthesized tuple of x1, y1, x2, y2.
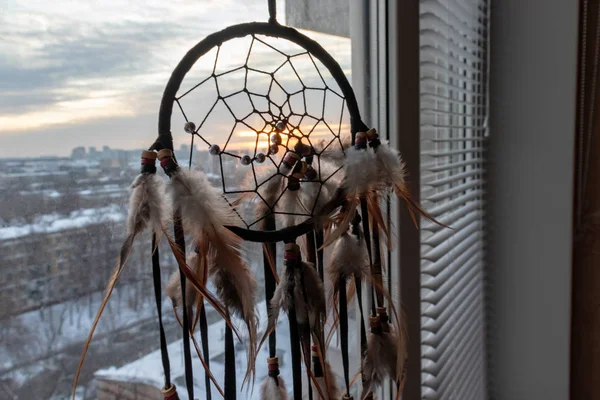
(73, 1, 437, 399)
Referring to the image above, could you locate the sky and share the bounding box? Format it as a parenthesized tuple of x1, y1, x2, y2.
(0, 0, 351, 158)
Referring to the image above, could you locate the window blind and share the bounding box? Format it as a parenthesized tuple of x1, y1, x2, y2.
(419, 0, 489, 398)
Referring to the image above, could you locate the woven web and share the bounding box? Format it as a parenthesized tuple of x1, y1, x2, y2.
(173, 34, 350, 230)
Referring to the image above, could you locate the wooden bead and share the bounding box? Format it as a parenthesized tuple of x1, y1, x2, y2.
(240, 155, 252, 165)
(157, 149, 174, 160)
(141, 150, 157, 159)
(275, 120, 286, 132)
(184, 121, 196, 134)
(271, 132, 282, 145)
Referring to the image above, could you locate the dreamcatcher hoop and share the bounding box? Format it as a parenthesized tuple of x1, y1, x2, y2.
(151, 20, 368, 243)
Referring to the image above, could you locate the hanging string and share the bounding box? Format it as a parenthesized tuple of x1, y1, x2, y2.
(174, 212, 195, 400)
(359, 202, 377, 315)
(296, 247, 314, 400)
(338, 278, 351, 396)
(268, 0, 277, 24)
(199, 304, 212, 400)
(371, 228, 384, 307)
(263, 214, 278, 359)
(151, 234, 172, 390)
(284, 242, 303, 400)
(224, 321, 237, 399)
(304, 230, 317, 400)
(350, 218, 367, 364)
(315, 230, 324, 281)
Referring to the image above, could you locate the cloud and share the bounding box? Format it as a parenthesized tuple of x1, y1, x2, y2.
(0, 0, 352, 157)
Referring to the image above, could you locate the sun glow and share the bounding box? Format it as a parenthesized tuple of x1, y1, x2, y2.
(230, 123, 350, 152)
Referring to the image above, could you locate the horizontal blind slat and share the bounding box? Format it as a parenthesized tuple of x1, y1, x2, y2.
(421, 61, 481, 83)
(425, 180, 482, 202)
(422, 297, 482, 359)
(422, 252, 482, 300)
(425, 189, 484, 217)
(422, 303, 483, 371)
(421, 147, 485, 157)
(422, 208, 483, 242)
(422, 237, 483, 276)
(421, 92, 486, 108)
(421, 1, 486, 37)
(422, 223, 482, 260)
(420, 31, 485, 61)
(423, 169, 484, 187)
(422, 260, 482, 320)
(423, 270, 481, 330)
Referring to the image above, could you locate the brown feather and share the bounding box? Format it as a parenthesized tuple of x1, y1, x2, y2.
(73, 171, 168, 399)
(322, 200, 358, 248)
(366, 192, 392, 249)
(163, 231, 240, 338)
(360, 317, 401, 398)
(166, 168, 259, 382)
(72, 234, 135, 399)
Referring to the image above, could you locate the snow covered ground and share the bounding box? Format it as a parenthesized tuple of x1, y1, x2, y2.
(1, 284, 173, 375)
(95, 301, 351, 400)
(0, 204, 126, 240)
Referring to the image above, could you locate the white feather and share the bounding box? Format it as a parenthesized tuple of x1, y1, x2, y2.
(361, 324, 405, 398)
(374, 140, 406, 190)
(166, 167, 258, 377)
(167, 169, 237, 237)
(270, 262, 325, 327)
(328, 233, 369, 282)
(312, 361, 341, 399)
(127, 173, 168, 236)
(260, 376, 289, 400)
(343, 147, 378, 198)
(299, 160, 343, 214)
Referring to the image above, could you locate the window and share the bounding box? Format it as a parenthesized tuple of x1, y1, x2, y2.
(0, 1, 352, 399)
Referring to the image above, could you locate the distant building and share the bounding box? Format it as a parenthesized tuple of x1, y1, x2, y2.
(71, 146, 86, 160)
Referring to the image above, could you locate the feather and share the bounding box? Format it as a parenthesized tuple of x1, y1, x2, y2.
(299, 159, 343, 231)
(371, 139, 406, 192)
(268, 260, 325, 328)
(127, 172, 169, 238)
(74, 151, 167, 399)
(260, 376, 289, 400)
(311, 345, 341, 400)
(360, 315, 406, 399)
(262, 245, 326, 358)
(366, 192, 392, 250)
(166, 248, 208, 327)
(368, 133, 447, 229)
(325, 133, 378, 246)
(260, 357, 289, 400)
(344, 146, 378, 199)
(161, 155, 258, 382)
(327, 232, 369, 285)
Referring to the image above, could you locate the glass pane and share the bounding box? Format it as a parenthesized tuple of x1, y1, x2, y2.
(0, 1, 352, 399)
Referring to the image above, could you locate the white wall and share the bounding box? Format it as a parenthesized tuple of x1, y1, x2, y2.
(488, 1, 578, 399)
